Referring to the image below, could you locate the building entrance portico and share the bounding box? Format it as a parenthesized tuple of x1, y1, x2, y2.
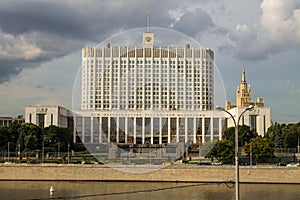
(72, 110, 225, 145)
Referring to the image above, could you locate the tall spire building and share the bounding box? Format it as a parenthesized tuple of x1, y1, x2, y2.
(226, 65, 271, 136)
(236, 65, 252, 107)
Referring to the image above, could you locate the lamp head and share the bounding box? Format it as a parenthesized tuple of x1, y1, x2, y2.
(247, 105, 254, 111)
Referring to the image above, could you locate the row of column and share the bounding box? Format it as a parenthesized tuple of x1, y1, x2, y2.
(74, 116, 224, 144)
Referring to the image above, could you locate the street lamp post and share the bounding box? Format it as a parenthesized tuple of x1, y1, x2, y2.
(18, 143, 21, 160)
(297, 135, 299, 152)
(7, 142, 10, 162)
(197, 136, 201, 160)
(216, 105, 254, 200)
(250, 140, 253, 166)
(42, 137, 45, 163)
(67, 142, 70, 164)
(58, 142, 60, 159)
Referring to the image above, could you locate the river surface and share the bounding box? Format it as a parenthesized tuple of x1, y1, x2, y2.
(0, 181, 300, 200)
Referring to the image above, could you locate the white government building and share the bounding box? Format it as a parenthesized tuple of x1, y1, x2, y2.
(25, 30, 271, 147)
(73, 30, 226, 146)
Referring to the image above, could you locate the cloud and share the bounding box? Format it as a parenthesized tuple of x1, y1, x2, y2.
(0, 53, 78, 113)
(0, 0, 219, 84)
(0, 0, 91, 83)
(223, 0, 300, 60)
(0, 1, 90, 39)
(0, 0, 170, 83)
(0, 30, 83, 83)
(260, 0, 300, 41)
(0, 32, 43, 61)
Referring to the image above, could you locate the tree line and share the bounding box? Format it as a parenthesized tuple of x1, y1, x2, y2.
(2, 121, 299, 162)
(206, 122, 300, 162)
(0, 122, 74, 154)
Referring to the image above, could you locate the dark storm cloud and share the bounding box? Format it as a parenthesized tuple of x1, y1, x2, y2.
(0, 0, 174, 41)
(0, 1, 95, 40)
(0, 0, 216, 83)
(0, 60, 23, 83)
(0, 56, 54, 83)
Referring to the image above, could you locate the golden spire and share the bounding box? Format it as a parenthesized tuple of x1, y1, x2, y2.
(242, 64, 246, 82)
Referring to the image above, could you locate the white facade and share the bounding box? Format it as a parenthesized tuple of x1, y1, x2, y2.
(77, 30, 221, 145)
(25, 105, 72, 128)
(226, 106, 271, 136)
(72, 110, 225, 144)
(81, 32, 214, 111)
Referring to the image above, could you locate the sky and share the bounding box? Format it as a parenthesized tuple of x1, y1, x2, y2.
(0, 0, 299, 123)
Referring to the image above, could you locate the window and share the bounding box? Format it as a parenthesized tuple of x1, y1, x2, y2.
(250, 115, 257, 133)
(51, 114, 53, 125)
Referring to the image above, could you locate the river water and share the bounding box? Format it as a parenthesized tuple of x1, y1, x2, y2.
(0, 181, 299, 200)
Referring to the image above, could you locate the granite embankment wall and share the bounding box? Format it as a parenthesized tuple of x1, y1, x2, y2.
(0, 164, 300, 184)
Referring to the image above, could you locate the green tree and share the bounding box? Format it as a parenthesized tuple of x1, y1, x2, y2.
(244, 137, 274, 160)
(8, 121, 21, 141)
(42, 125, 72, 152)
(18, 123, 42, 151)
(282, 123, 300, 148)
(273, 124, 284, 148)
(7, 121, 22, 150)
(206, 139, 234, 162)
(266, 122, 300, 151)
(223, 125, 258, 147)
(223, 127, 235, 141)
(267, 122, 284, 148)
(0, 126, 9, 150)
(0, 122, 22, 152)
